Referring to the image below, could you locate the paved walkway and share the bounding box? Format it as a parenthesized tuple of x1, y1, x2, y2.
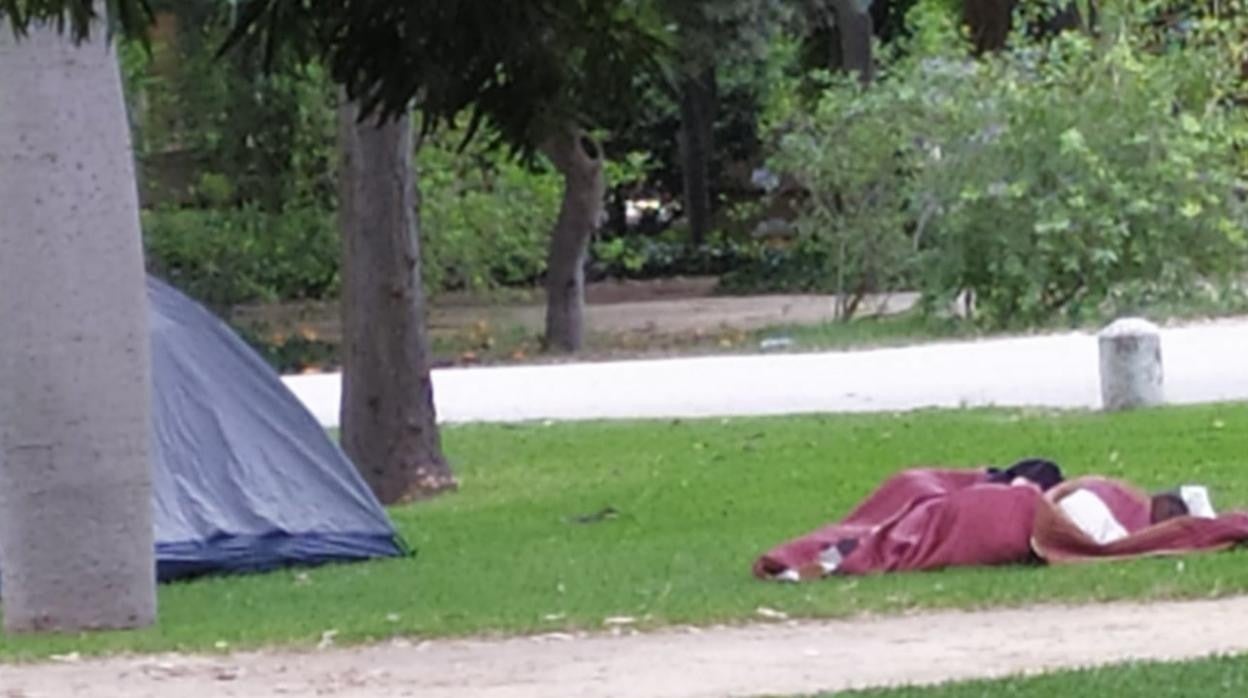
(284, 318, 1248, 427)
(7, 596, 1248, 697)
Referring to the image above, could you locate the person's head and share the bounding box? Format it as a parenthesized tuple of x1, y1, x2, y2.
(987, 458, 1064, 492)
(1150, 491, 1190, 524)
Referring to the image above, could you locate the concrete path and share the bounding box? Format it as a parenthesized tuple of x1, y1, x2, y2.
(8, 596, 1248, 697)
(284, 318, 1248, 427)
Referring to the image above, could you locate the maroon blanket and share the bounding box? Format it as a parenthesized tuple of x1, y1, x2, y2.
(755, 469, 1248, 581)
(1033, 477, 1248, 564)
(754, 468, 1042, 580)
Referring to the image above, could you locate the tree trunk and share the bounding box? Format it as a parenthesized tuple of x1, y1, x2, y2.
(964, 0, 1017, 54)
(541, 123, 607, 353)
(337, 99, 456, 505)
(0, 11, 157, 633)
(678, 66, 716, 247)
(830, 0, 875, 83)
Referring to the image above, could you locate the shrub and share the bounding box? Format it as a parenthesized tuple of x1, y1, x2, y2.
(913, 25, 1248, 327)
(768, 3, 1248, 328)
(589, 233, 764, 281)
(143, 205, 340, 309)
(418, 132, 561, 293)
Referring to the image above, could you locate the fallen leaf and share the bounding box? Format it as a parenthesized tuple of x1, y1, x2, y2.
(317, 629, 339, 650)
(755, 607, 789, 621)
(603, 616, 636, 626)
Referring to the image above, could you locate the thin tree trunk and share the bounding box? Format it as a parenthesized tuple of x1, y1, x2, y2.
(337, 99, 456, 504)
(541, 123, 607, 353)
(964, 0, 1016, 54)
(830, 0, 875, 83)
(678, 66, 716, 247)
(0, 11, 156, 633)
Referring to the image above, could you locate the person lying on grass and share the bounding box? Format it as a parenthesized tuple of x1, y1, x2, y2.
(754, 459, 1248, 582)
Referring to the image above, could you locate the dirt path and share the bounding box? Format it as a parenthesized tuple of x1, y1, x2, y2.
(231, 276, 919, 343)
(8, 596, 1248, 697)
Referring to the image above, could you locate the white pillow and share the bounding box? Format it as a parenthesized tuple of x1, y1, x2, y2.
(1059, 488, 1129, 545)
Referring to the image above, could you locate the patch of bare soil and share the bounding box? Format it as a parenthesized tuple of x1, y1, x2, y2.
(8, 596, 1248, 698)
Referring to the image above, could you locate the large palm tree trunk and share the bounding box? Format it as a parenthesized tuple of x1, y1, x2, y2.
(337, 100, 456, 504)
(0, 11, 156, 632)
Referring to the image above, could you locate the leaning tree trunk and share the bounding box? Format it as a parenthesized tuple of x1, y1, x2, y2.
(0, 11, 157, 633)
(678, 66, 717, 248)
(830, 0, 875, 83)
(337, 99, 456, 504)
(541, 123, 607, 353)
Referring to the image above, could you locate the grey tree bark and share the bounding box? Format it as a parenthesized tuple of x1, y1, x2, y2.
(0, 11, 157, 633)
(540, 124, 607, 353)
(678, 66, 716, 248)
(830, 0, 875, 83)
(337, 100, 456, 504)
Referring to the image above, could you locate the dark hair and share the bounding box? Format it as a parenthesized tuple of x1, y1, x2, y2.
(1150, 491, 1189, 524)
(986, 458, 1065, 492)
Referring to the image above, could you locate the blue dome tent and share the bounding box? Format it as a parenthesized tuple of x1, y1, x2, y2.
(146, 276, 404, 580)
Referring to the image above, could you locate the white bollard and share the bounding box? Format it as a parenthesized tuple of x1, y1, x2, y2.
(1098, 318, 1164, 411)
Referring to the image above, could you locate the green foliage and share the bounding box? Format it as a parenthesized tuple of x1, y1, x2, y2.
(768, 69, 926, 317)
(142, 205, 339, 308)
(2, 0, 151, 42)
(914, 24, 1248, 327)
(143, 125, 566, 306)
(418, 129, 562, 292)
(226, 0, 670, 155)
(716, 238, 838, 294)
(772, 3, 1248, 328)
(590, 233, 763, 280)
(2, 404, 1248, 658)
(126, 6, 337, 211)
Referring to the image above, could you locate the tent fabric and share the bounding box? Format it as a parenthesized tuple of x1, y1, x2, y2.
(148, 276, 404, 580)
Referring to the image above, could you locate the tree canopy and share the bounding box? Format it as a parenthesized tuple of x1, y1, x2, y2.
(225, 0, 670, 151)
(2, 0, 151, 41)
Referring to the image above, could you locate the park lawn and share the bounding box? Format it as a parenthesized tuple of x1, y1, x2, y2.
(827, 654, 1248, 696)
(2, 403, 1248, 660)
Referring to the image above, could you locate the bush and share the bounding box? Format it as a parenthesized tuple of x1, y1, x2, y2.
(143, 205, 340, 309)
(715, 238, 835, 294)
(768, 70, 929, 316)
(589, 233, 764, 281)
(769, 3, 1248, 328)
(418, 131, 561, 293)
(913, 22, 1248, 327)
(144, 129, 565, 307)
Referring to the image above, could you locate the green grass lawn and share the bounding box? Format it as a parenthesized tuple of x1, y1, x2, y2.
(826, 654, 1248, 696)
(2, 403, 1247, 660)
